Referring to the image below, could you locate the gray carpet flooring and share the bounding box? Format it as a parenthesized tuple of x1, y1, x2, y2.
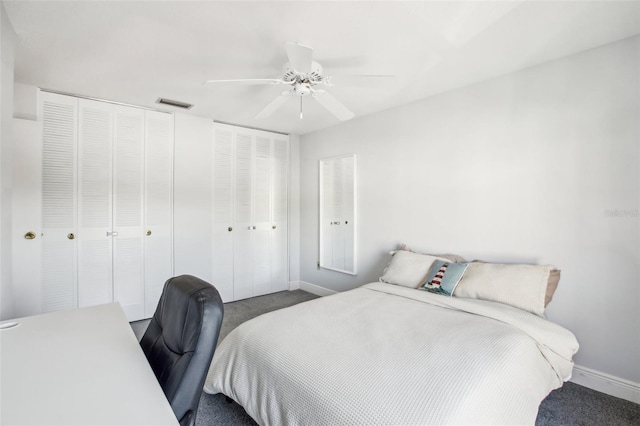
(131, 291, 640, 426)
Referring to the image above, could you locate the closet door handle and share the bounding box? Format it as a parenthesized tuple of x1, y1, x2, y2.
(272, 225, 276, 230)
(248, 226, 256, 230)
(24, 231, 36, 240)
(228, 227, 233, 232)
(67, 233, 75, 240)
(145, 230, 152, 236)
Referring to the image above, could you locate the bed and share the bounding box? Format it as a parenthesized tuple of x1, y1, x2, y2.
(203, 279, 578, 425)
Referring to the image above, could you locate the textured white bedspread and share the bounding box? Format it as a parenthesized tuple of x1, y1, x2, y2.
(204, 283, 579, 425)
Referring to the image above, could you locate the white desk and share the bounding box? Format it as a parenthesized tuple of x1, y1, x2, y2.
(1, 303, 178, 426)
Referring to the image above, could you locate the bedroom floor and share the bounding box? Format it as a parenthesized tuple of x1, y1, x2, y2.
(131, 290, 640, 426)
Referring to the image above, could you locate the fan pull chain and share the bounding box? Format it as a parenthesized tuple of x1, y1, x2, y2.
(300, 97, 303, 119)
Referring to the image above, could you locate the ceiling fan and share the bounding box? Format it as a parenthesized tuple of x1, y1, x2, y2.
(204, 42, 394, 121)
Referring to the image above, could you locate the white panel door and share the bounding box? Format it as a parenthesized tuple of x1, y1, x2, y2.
(252, 137, 272, 297)
(212, 125, 234, 302)
(11, 118, 42, 318)
(77, 99, 114, 308)
(144, 110, 174, 317)
(233, 132, 254, 300)
(271, 138, 289, 292)
(113, 106, 145, 320)
(40, 92, 78, 313)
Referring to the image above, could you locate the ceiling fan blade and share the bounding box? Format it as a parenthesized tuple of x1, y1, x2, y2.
(312, 91, 355, 121)
(203, 78, 286, 86)
(284, 42, 313, 74)
(316, 55, 367, 68)
(323, 75, 396, 87)
(255, 91, 294, 119)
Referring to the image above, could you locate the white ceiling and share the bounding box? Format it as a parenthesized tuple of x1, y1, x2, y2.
(4, 0, 639, 135)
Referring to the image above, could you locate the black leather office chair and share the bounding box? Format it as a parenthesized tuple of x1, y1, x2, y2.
(140, 275, 224, 426)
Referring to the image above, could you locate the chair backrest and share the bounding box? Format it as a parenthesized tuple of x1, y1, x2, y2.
(140, 275, 224, 426)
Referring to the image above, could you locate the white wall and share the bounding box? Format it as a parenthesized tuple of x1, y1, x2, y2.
(1, 2, 16, 320)
(173, 113, 214, 283)
(288, 133, 301, 287)
(300, 36, 639, 385)
(13, 82, 38, 120)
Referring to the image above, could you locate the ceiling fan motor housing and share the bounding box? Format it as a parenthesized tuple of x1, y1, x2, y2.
(283, 60, 324, 85)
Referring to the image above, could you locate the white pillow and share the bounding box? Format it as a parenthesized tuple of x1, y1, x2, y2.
(453, 262, 553, 316)
(398, 243, 466, 263)
(380, 250, 449, 288)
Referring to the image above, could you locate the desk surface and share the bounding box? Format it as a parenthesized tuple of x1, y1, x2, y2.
(1, 303, 178, 426)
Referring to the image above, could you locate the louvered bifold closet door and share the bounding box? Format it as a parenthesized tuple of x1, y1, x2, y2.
(212, 126, 234, 302)
(331, 159, 346, 271)
(343, 157, 355, 272)
(320, 160, 334, 269)
(113, 106, 145, 320)
(144, 110, 174, 317)
(270, 138, 289, 292)
(77, 99, 114, 308)
(252, 137, 272, 297)
(233, 132, 254, 300)
(41, 92, 79, 313)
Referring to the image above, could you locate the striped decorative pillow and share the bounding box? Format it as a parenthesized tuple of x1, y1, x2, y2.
(421, 260, 468, 296)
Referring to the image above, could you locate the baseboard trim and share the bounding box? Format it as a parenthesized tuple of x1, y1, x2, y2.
(288, 281, 301, 291)
(570, 364, 640, 404)
(298, 281, 337, 297)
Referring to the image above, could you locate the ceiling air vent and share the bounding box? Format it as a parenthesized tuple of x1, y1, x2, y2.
(155, 98, 193, 110)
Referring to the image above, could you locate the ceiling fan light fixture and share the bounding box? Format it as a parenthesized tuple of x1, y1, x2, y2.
(294, 83, 312, 96)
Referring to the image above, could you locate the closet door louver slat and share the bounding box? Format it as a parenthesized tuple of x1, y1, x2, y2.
(233, 132, 254, 301)
(320, 160, 333, 271)
(343, 157, 355, 272)
(253, 137, 272, 297)
(113, 106, 145, 320)
(332, 160, 346, 270)
(41, 92, 78, 313)
(77, 99, 114, 308)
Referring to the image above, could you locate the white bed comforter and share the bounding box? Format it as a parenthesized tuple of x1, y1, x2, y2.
(204, 283, 579, 425)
